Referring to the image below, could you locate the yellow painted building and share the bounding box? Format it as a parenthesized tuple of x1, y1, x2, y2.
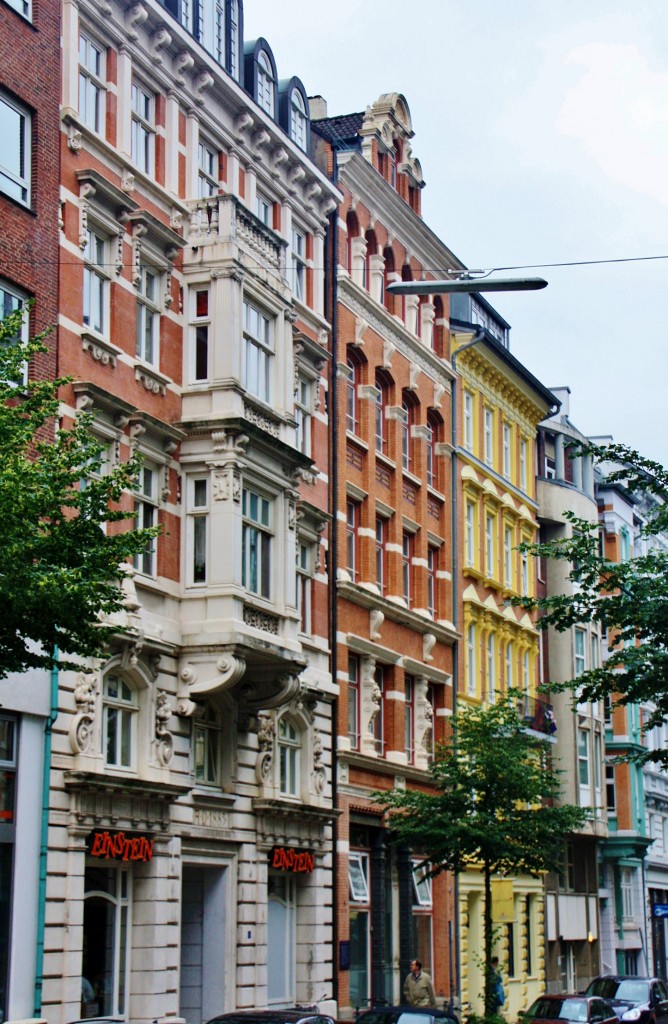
(451, 307, 557, 1017)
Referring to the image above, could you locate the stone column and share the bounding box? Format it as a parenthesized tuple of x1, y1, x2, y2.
(166, 94, 184, 198)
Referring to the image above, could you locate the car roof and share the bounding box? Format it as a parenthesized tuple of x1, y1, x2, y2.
(207, 1014, 334, 1024)
(356, 1009, 458, 1020)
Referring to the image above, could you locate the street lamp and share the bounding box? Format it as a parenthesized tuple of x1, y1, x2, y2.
(386, 275, 548, 295)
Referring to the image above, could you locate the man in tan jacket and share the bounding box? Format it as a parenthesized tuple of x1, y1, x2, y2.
(404, 959, 436, 1007)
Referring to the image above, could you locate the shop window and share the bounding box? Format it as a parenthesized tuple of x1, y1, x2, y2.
(82, 864, 130, 1017)
(412, 858, 433, 975)
(193, 702, 221, 785)
(278, 717, 300, 797)
(102, 673, 138, 769)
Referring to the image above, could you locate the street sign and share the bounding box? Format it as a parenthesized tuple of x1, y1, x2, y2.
(653, 903, 668, 918)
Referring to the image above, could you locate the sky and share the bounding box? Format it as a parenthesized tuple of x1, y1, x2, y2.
(244, 0, 668, 466)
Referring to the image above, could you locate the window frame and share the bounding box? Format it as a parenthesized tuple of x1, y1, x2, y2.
(291, 226, 307, 301)
(348, 654, 360, 750)
(102, 673, 138, 770)
(346, 499, 359, 581)
(187, 475, 209, 586)
(193, 702, 222, 786)
(133, 462, 158, 577)
(402, 530, 414, 606)
(189, 287, 210, 383)
(502, 422, 512, 479)
(79, 31, 106, 135)
(256, 50, 275, 116)
(466, 623, 477, 697)
(278, 717, 301, 798)
(0, 280, 29, 384)
(131, 79, 155, 176)
(0, 91, 31, 206)
(296, 540, 313, 635)
(290, 87, 308, 149)
(349, 851, 370, 903)
(82, 226, 109, 337)
(197, 139, 219, 197)
(135, 261, 161, 367)
(463, 391, 473, 452)
(242, 298, 273, 404)
(241, 487, 272, 600)
(405, 675, 415, 764)
(375, 516, 387, 595)
(483, 407, 494, 466)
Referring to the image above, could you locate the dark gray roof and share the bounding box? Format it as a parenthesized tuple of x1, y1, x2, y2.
(311, 112, 365, 146)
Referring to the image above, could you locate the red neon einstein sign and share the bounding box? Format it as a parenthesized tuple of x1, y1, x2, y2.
(87, 829, 154, 863)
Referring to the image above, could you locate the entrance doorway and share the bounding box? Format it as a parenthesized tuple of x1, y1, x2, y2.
(180, 865, 227, 1024)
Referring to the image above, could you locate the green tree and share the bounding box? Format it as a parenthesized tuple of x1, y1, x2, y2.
(378, 693, 585, 1017)
(0, 308, 158, 679)
(518, 441, 668, 766)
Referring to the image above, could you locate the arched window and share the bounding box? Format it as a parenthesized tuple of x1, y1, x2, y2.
(375, 369, 391, 455)
(257, 51, 275, 115)
(102, 672, 137, 768)
(346, 210, 360, 275)
(402, 390, 418, 473)
(193, 703, 222, 786)
(426, 410, 443, 489)
(383, 245, 395, 314)
(278, 718, 300, 797)
(346, 349, 362, 435)
(290, 88, 307, 149)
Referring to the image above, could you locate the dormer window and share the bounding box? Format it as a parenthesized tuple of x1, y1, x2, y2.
(257, 51, 274, 116)
(290, 89, 307, 149)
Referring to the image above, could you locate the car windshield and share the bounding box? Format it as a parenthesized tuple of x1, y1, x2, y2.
(614, 982, 650, 1003)
(527, 998, 589, 1021)
(357, 1014, 441, 1024)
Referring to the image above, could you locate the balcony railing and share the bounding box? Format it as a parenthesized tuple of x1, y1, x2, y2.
(185, 194, 286, 273)
(517, 694, 557, 736)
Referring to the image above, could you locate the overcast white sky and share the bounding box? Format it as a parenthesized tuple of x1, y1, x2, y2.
(244, 0, 668, 465)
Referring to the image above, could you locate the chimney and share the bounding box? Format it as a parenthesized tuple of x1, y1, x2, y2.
(308, 95, 328, 120)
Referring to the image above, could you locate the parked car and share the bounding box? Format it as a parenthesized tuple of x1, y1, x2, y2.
(206, 1012, 336, 1024)
(520, 994, 619, 1024)
(585, 977, 668, 1024)
(355, 1006, 458, 1024)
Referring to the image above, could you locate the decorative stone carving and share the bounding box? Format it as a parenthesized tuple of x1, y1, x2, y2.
(370, 609, 384, 640)
(174, 50, 195, 86)
(312, 727, 326, 794)
(243, 607, 280, 634)
(212, 468, 241, 503)
(211, 429, 249, 455)
(126, 3, 148, 40)
(67, 124, 83, 153)
(360, 656, 381, 755)
(69, 673, 99, 754)
(155, 691, 174, 766)
(121, 170, 135, 193)
(354, 316, 368, 347)
(243, 403, 280, 437)
(131, 221, 147, 287)
(255, 714, 275, 783)
(382, 339, 395, 368)
(135, 365, 167, 396)
(234, 111, 253, 139)
(175, 697, 198, 717)
(423, 633, 436, 663)
(272, 147, 289, 175)
(79, 182, 96, 249)
(194, 70, 214, 104)
(409, 361, 420, 391)
(152, 26, 172, 63)
(81, 333, 118, 368)
(415, 677, 434, 770)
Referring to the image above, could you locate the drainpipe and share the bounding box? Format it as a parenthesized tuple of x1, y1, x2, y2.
(449, 328, 485, 1010)
(34, 651, 59, 1017)
(327, 143, 341, 1012)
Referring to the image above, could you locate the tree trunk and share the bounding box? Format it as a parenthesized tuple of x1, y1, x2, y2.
(484, 859, 494, 1017)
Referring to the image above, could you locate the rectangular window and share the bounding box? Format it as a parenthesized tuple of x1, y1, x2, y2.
(504, 524, 513, 587)
(525, 896, 532, 976)
(214, 1, 225, 63)
(520, 438, 527, 492)
(376, 517, 386, 594)
(485, 513, 495, 578)
(131, 80, 154, 174)
(79, 32, 106, 134)
(346, 500, 359, 581)
(241, 488, 271, 598)
(190, 288, 209, 382)
(465, 502, 475, 566)
(349, 851, 369, 902)
(484, 408, 493, 466)
(594, 731, 602, 797)
(505, 641, 514, 688)
(606, 763, 616, 811)
(503, 423, 512, 479)
(5, 0, 31, 16)
(427, 546, 438, 617)
(402, 532, 413, 606)
(134, 464, 158, 576)
(295, 375, 311, 456)
(521, 548, 529, 596)
(187, 477, 208, 584)
(575, 628, 586, 677)
(83, 228, 107, 335)
(256, 192, 272, 226)
(467, 624, 477, 697)
(621, 868, 634, 919)
(412, 859, 432, 907)
(0, 282, 28, 383)
(243, 300, 273, 403)
(578, 729, 590, 787)
(0, 93, 30, 205)
(487, 634, 496, 701)
(291, 227, 306, 301)
(296, 542, 311, 634)
(405, 675, 415, 764)
(463, 391, 473, 452)
(198, 140, 218, 197)
(507, 922, 515, 977)
(348, 655, 360, 750)
(136, 263, 160, 365)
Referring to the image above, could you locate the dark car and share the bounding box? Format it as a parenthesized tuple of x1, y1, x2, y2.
(355, 1006, 458, 1024)
(206, 1012, 336, 1024)
(521, 994, 619, 1024)
(585, 977, 668, 1024)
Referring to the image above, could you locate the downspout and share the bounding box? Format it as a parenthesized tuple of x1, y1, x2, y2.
(34, 650, 59, 1017)
(328, 143, 341, 1011)
(449, 328, 485, 1011)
